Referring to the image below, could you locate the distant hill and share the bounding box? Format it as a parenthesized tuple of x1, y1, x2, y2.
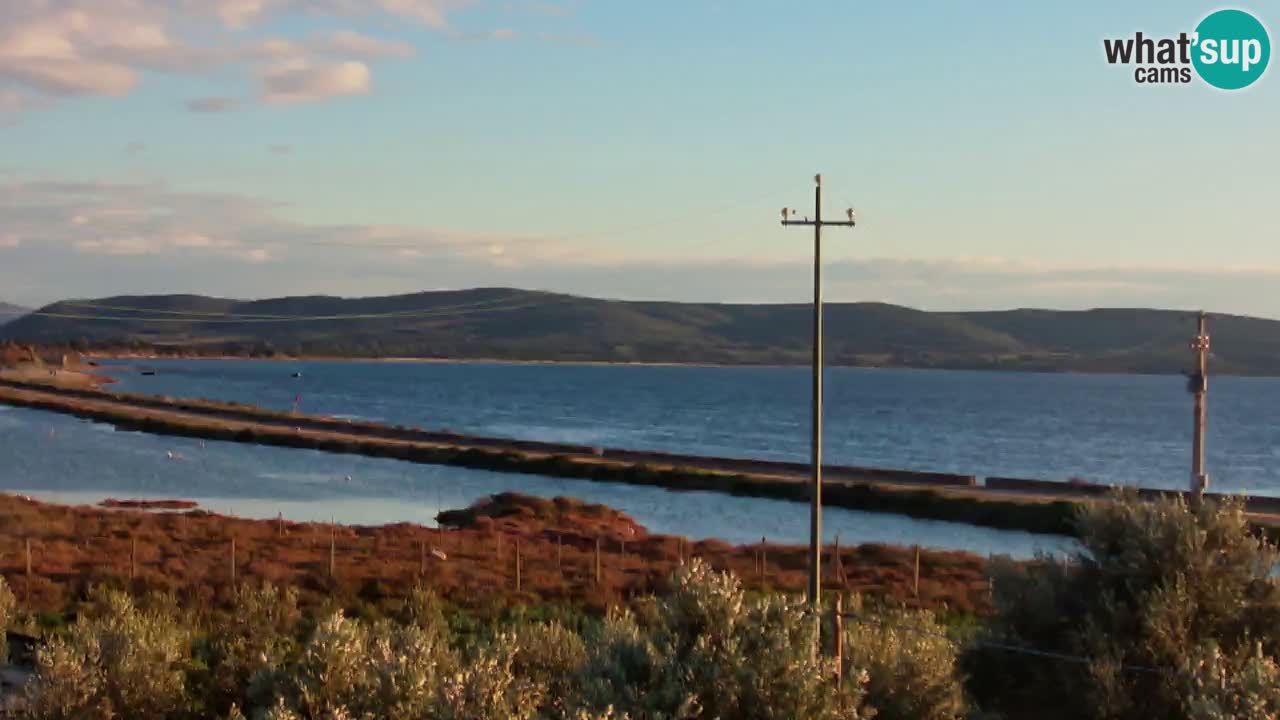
(1, 288, 1272, 375)
(0, 303, 28, 326)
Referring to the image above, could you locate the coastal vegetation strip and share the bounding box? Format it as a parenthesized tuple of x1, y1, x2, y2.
(0, 491, 990, 616)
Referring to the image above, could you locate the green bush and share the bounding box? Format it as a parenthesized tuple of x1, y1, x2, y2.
(7, 561, 971, 719)
(0, 575, 14, 662)
(14, 590, 191, 719)
(193, 582, 302, 716)
(843, 602, 967, 720)
(971, 492, 1280, 720)
(569, 559, 868, 719)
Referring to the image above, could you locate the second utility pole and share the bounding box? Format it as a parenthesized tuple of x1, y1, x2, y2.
(1189, 311, 1210, 501)
(783, 174, 856, 607)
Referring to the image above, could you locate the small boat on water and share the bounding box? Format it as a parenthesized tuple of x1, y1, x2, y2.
(140, 369, 156, 376)
(291, 371, 303, 378)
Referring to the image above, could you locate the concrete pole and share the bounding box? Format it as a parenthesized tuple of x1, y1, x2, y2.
(1190, 311, 1210, 501)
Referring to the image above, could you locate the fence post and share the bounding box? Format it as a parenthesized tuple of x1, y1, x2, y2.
(752, 532, 762, 584)
(833, 533, 842, 585)
(277, 512, 284, 538)
(515, 537, 522, 592)
(913, 545, 921, 598)
(833, 594, 844, 693)
(230, 536, 236, 584)
(131, 536, 137, 580)
(419, 538, 426, 577)
(329, 525, 336, 578)
(556, 533, 562, 572)
(25, 537, 32, 601)
(677, 537, 684, 565)
(594, 537, 601, 586)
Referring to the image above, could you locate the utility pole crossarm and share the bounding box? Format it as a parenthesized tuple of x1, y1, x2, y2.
(781, 219, 857, 227)
(780, 173, 858, 609)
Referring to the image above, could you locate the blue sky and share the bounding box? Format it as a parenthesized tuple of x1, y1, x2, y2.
(1, 1, 1277, 315)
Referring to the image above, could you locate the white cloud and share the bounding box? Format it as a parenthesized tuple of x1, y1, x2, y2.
(186, 96, 242, 113)
(214, 0, 268, 29)
(259, 60, 371, 104)
(242, 247, 271, 263)
(320, 31, 415, 59)
(0, 89, 33, 112)
(0, 0, 497, 110)
(74, 236, 160, 256)
(269, 144, 292, 155)
(0, 178, 574, 276)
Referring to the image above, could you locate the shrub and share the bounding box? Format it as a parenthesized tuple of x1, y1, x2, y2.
(195, 582, 302, 715)
(971, 492, 1280, 720)
(510, 620, 587, 716)
(1182, 641, 1280, 720)
(14, 590, 190, 719)
(0, 576, 14, 662)
(570, 559, 868, 719)
(842, 602, 967, 720)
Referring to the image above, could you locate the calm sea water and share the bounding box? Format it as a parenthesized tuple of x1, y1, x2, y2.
(4, 359, 1274, 558)
(101, 360, 1279, 493)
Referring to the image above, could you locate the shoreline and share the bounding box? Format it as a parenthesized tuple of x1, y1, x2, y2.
(86, 353, 1234, 379)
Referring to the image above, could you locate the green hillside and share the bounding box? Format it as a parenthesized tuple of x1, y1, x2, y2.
(1, 288, 1268, 374)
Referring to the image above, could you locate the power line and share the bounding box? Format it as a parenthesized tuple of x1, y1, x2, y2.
(548, 183, 803, 245)
(837, 610, 1165, 676)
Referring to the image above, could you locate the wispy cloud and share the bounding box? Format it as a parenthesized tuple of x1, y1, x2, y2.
(0, 0, 496, 112)
(186, 96, 242, 113)
(259, 61, 371, 105)
(5, 177, 1280, 317)
(318, 31, 416, 59)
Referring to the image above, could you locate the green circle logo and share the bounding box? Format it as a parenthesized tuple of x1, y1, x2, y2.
(1192, 9, 1270, 90)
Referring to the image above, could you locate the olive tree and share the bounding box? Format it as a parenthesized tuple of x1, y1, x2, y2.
(971, 492, 1280, 720)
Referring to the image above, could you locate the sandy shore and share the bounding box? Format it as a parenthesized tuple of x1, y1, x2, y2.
(0, 365, 114, 388)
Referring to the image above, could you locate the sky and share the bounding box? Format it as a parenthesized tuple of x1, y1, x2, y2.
(0, 1, 1277, 315)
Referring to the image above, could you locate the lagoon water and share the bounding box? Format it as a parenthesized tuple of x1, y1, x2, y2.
(5, 359, 1279, 557)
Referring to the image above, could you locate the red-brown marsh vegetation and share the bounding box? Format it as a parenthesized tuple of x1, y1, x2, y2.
(0, 492, 992, 617)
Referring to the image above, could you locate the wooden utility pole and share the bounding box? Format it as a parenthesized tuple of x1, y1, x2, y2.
(782, 174, 857, 607)
(1189, 311, 1210, 501)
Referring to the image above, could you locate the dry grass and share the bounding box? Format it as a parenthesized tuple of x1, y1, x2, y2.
(0, 492, 992, 617)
